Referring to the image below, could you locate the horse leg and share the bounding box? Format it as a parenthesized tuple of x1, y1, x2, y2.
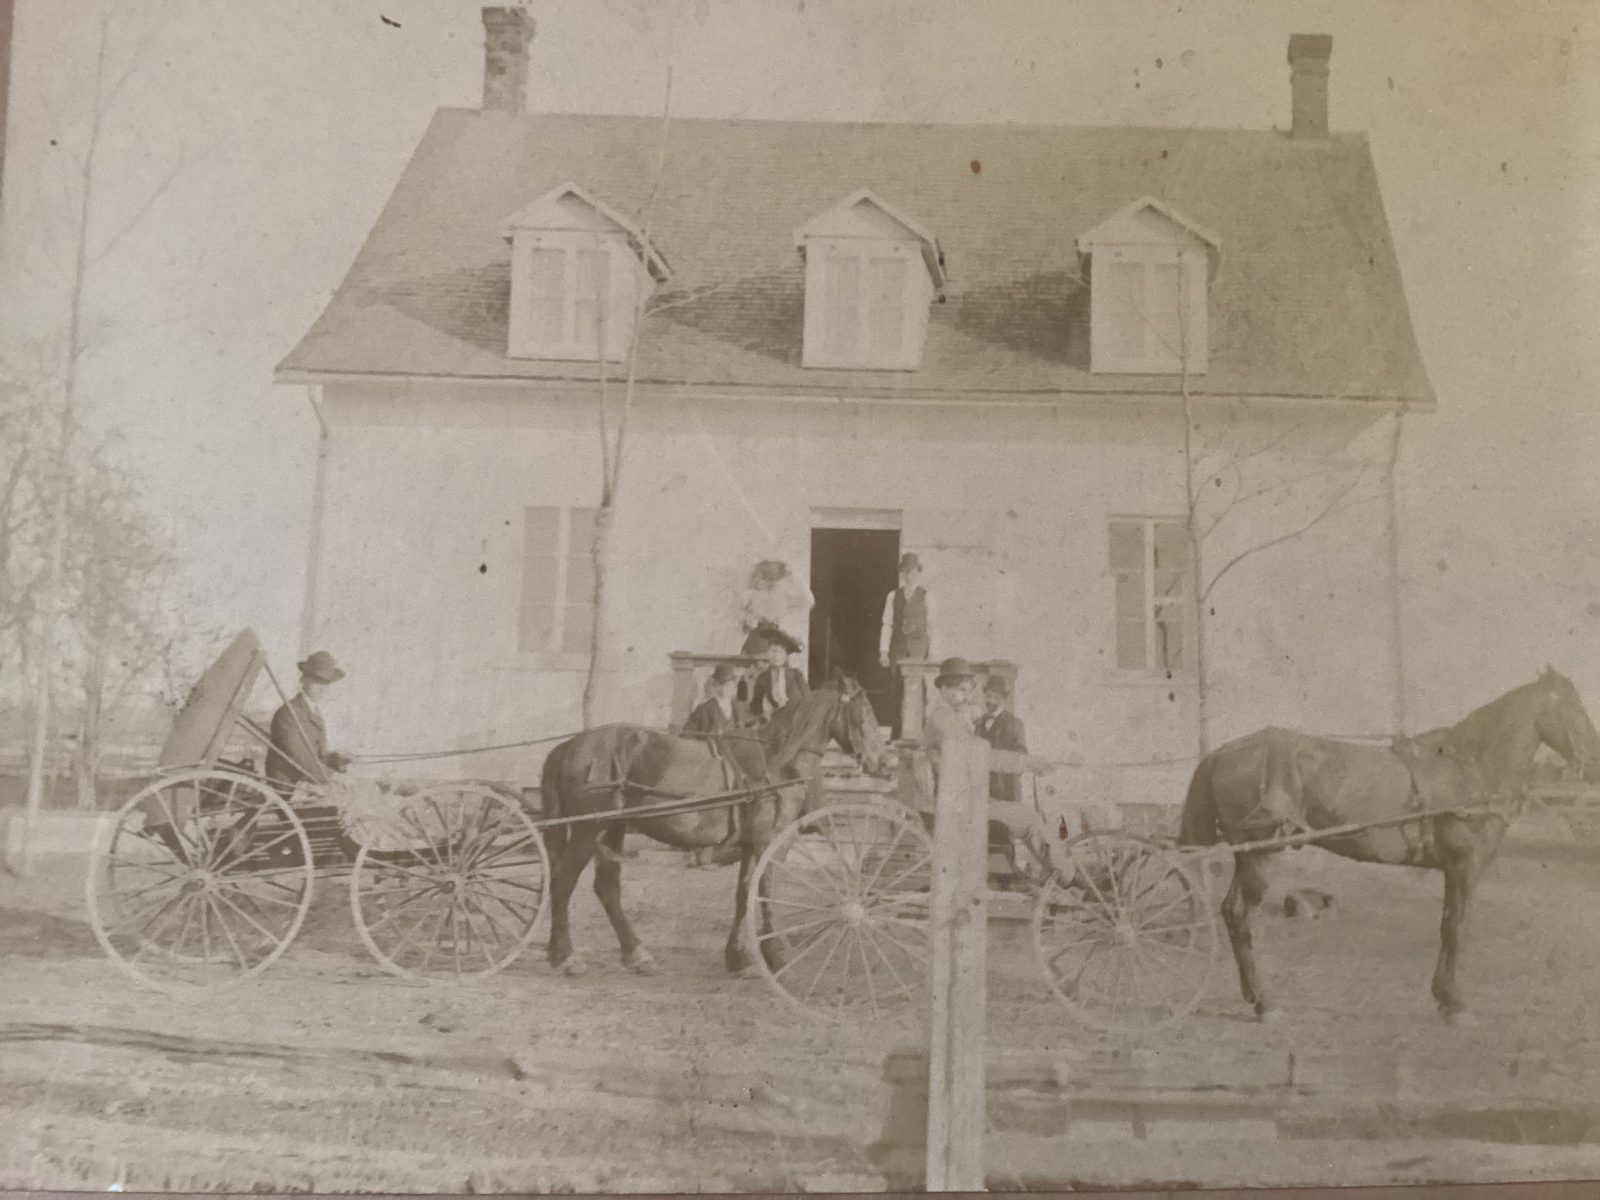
(725, 848, 756, 975)
(1431, 854, 1480, 1021)
(593, 824, 657, 975)
(1220, 851, 1278, 1020)
(546, 826, 599, 976)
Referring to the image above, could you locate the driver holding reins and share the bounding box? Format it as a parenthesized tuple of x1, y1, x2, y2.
(265, 650, 353, 792)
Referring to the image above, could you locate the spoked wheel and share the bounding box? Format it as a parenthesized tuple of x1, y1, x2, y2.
(350, 784, 549, 980)
(86, 770, 314, 990)
(745, 802, 933, 1018)
(1032, 833, 1216, 1036)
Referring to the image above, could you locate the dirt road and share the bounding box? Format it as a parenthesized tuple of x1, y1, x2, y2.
(2, 829, 1598, 1191)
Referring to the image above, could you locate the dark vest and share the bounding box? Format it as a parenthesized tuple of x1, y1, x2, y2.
(890, 586, 929, 660)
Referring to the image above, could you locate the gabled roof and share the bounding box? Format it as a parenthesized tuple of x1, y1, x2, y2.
(499, 182, 671, 281)
(1077, 195, 1222, 273)
(793, 189, 946, 288)
(277, 109, 1434, 406)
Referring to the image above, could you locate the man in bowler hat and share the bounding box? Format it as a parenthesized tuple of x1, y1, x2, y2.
(919, 657, 1053, 845)
(880, 552, 933, 737)
(975, 675, 1027, 805)
(879, 552, 933, 667)
(684, 662, 749, 743)
(266, 650, 352, 791)
(683, 663, 751, 867)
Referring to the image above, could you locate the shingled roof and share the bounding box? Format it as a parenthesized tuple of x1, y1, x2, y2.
(277, 108, 1433, 405)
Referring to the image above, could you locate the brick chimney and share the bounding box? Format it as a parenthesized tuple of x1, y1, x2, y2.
(1287, 33, 1333, 139)
(482, 6, 534, 114)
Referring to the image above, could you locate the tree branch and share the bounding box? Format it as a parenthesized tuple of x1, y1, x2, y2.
(1201, 463, 1373, 604)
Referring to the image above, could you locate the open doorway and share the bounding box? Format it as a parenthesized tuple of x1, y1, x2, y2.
(809, 526, 900, 725)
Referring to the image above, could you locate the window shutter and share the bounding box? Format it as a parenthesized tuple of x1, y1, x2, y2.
(562, 507, 599, 655)
(821, 254, 860, 360)
(528, 248, 567, 349)
(572, 248, 609, 355)
(1106, 259, 1146, 362)
(603, 251, 639, 362)
(865, 255, 907, 359)
(1150, 260, 1183, 366)
(520, 506, 562, 652)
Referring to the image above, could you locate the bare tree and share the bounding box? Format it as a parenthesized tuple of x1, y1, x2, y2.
(7, 3, 204, 871)
(63, 448, 175, 809)
(1139, 267, 1378, 755)
(579, 72, 675, 728)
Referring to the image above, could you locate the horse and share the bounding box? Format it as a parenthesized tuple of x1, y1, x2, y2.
(1179, 667, 1600, 1022)
(536, 675, 891, 977)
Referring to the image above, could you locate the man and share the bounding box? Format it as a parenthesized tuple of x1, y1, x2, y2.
(975, 674, 1036, 884)
(879, 552, 933, 668)
(683, 663, 750, 868)
(975, 675, 1027, 805)
(265, 650, 352, 792)
(685, 662, 748, 744)
(919, 657, 1053, 865)
(748, 629, 808, 720)
(880, 553, 933, 737)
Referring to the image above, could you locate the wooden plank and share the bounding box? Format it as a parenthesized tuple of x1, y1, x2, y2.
(924, 732, 989, 1191)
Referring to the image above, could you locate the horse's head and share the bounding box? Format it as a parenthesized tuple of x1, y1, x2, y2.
(827, 672, 892, 777)
(1535, 666, 1600, 782)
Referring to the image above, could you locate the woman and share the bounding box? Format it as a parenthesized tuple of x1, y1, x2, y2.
(738, 559, 813, 655)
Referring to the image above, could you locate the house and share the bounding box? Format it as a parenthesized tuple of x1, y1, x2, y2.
(275, 12, 1433, 807)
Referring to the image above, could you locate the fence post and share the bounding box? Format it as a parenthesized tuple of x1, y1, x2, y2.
(925, 730, 989, 1191)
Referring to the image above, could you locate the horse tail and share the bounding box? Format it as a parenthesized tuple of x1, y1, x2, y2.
(1178, 754, 1221, 846)
(537, 738, 569, 864)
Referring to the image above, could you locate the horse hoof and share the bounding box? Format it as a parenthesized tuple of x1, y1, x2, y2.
(626, 949, 661, 976)
(561, 957, 589, 978)
(1255, 1005, 1283, 1023)
(1438, 1006, 1475, 1026)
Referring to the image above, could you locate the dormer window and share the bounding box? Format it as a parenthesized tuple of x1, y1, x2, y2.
(1078, 197, 1219, 375)
(795, 190, 944, 371)
(501, 184, 669, 363)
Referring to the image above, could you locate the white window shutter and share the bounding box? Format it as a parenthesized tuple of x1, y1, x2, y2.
(603, 252, 642, 362)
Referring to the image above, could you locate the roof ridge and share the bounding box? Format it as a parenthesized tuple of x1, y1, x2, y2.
(437, 105, 1371, 143)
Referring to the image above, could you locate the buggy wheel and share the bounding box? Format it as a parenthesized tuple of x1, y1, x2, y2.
(86, 770, 314, 991)
(745, 802, 932, 1018)
(1032, 833, 1215, 1036)
(350, 784, 548, 980)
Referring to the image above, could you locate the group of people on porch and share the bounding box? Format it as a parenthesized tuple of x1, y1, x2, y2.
(700, 549, 1046, 806)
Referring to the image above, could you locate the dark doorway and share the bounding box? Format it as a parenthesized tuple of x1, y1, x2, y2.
(809, 527, 900, 725)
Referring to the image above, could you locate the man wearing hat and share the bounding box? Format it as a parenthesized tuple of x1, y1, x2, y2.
(748, 628, 808, 720)
(975, 675, 1028, 805)
(919, 657, 1052, 842)
(683, 663, 752, 867)
(265, 650, 352, 791)
(880, 552, 933, 737)
(684, 663, 750, 742)
(879, 553, 934, 667)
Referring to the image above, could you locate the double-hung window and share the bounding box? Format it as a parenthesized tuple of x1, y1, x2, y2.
(1109, 517, 1193, 674)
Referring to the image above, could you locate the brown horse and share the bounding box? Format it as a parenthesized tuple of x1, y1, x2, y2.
(1179, 668, 1600, 1021)
(537, 676, 890, 977)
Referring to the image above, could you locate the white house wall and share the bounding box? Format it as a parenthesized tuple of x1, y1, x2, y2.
(308, 381, 1397, 807)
